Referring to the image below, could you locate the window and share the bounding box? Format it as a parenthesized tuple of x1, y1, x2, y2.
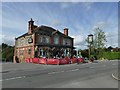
(43, 37, 46, 43)
(54, 36, 59, 44)
(46, 37, 49, 43)
(25, 38, 28, 45)
(28, 49, 31, 55)
(28, 37, 33, 43)
(38, 36, 49, 43)
(20, 50, 23, 55)
(39, 36, 42, 43)
(17, 40, 20, 46)
(63, 38, 71, 46)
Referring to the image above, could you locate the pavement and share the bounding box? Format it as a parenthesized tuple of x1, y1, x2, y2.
(1, 60, 119, 88)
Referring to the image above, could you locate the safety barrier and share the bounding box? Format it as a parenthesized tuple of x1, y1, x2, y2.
(70, 58, 77, 63)
(25, 57, 85, 65)
(29, 58, 33, 63)
(39, 58, 47, 64)
(32, 58, 39, 63)
(26, 58, 30, 63)
(78, 58, 84, 63)
(59, 58, 69, 65)
(47, 58, 59, 65)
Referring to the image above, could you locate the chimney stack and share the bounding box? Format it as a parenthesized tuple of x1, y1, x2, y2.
(28, 18, 34, 34)
(64, 28, 68, 36)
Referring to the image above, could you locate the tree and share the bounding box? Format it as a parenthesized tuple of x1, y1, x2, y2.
(85, 27, 107, 59)
(1, 43, 14, 62)
(93, 27, 107, 49)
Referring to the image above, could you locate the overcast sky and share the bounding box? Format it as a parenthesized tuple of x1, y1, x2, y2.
(1, 1, 118, 49)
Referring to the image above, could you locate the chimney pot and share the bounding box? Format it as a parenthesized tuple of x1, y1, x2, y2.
(64, 28, 68, 36)
(28, 18, 34, 34)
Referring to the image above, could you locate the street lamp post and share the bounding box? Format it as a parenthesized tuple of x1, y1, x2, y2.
(88, 34, 93, 60)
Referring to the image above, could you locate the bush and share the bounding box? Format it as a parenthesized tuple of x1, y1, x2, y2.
(1, 43, 14, 62)
(97, 52, 120, 60)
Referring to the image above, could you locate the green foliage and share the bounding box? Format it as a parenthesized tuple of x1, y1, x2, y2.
(93, 28, 107, 49)
(97, 51, 120, 60)
(81, 49, 89, 58)
(1, 43, 14, 62)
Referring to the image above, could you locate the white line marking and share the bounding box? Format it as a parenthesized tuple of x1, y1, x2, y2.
(1, 76, 26, 82)
(89, 67, 94, 69)
(60, 71, 64, 72)
(48, 71, 60, 74)
(71, 69, 79, 71)
(66, 69, 79, 72)
(48, 69, 79, 74)
(112, 73, 120, 81)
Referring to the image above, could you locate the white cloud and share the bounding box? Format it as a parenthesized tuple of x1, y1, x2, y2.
(52, 20, 61, 26)
(72, 34, 87, 49)
(74, 35, 84, 45)
(2, 34, 15, 46)
(82, 2, 94, 10)
(106, 31, 118, 47)
(60, 3, 70, 9)
(0, 34, 5, 44)
(60, 2, 78, 9)
(2, 18, 26, 32)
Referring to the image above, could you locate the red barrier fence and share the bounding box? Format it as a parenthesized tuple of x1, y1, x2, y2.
(47, 58, 59, 65)
(26, 57, 85, 65)
(29, 58, 33, 63)
(26, 58, 30, 63)
(32, 58, 39, 63)
(70, 58, 77, 63)
(78, 58, 84, 63)
(59, 58, 69, 65)
(39, 58, 47, 64)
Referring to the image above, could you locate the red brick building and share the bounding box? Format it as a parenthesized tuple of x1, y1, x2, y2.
(14, 18, 74, 63)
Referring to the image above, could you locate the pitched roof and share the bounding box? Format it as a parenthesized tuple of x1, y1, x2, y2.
(34, 25, 73, 39)
(34, 25, 56, 35)
(15, 33, 28, 40)
(16, 25, 73, 40)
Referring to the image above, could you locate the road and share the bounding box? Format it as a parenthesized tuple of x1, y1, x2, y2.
(1, 60, 119, 88)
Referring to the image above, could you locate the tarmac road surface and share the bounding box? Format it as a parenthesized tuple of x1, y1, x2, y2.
(1, 60, 119, 88)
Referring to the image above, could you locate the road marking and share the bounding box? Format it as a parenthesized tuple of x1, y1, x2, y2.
(66, 69, 79, 72)
(71, 69, 79, 71)
(1, 76, 26, 82)
(48, 69, 79, 74)
(48, 71, 60, 74)
(112, 73, 120, 81)
(89, 67, 94, 69)
(60, 71, 65, 72)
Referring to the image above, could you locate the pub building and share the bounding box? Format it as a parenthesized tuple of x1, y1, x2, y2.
(14, 18, 74, 63)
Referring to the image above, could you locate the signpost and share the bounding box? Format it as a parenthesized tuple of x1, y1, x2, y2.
(88, 34, 93, 59)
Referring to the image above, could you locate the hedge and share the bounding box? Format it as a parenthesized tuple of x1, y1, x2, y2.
(98, 52, 120, 60)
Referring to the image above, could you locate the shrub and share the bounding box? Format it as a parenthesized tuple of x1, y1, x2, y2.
(97, 52, 120, 60)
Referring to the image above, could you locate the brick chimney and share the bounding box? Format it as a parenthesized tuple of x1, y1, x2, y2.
(64, 28, 68, 36)
(28, 18, 34, 34)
